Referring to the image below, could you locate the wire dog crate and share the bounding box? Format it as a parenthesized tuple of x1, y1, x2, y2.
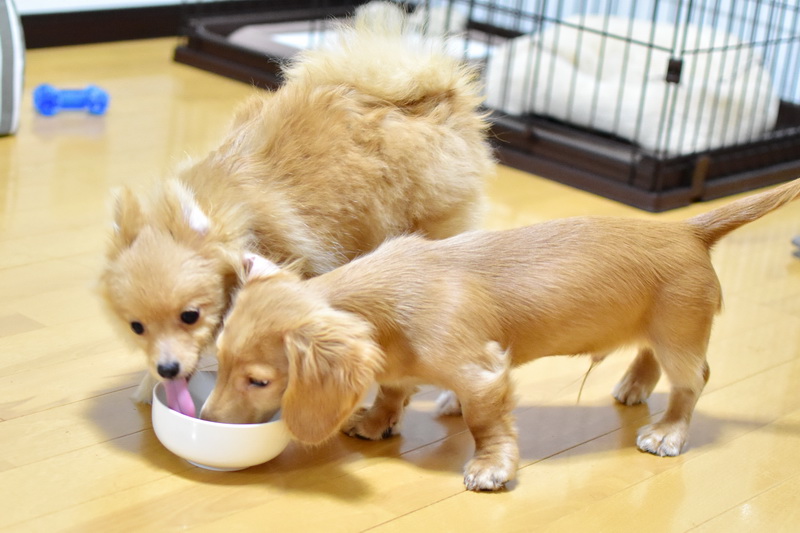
(174, 0, 800, 211)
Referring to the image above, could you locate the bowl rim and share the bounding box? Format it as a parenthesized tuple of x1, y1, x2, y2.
(152, 379, 284, 429)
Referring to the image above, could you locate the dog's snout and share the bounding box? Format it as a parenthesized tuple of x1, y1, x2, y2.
(157, 361, 181, 379)
(198, 406, 215, 422)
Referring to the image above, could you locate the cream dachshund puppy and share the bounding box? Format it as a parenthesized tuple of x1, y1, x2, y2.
(99, 2, 493, 403)
(202, 178, 800, 491)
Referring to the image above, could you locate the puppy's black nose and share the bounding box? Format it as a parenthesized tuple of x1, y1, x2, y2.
(157, 361, 181, 379)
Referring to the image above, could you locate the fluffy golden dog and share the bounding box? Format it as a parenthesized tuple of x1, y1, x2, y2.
(202, 178, 800, 491)
(99, 2, 494, 402)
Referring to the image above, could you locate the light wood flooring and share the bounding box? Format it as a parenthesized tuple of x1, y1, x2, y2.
(1, 38, 799, 532)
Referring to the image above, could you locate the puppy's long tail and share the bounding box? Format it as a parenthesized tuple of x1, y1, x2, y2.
(281, 1, 485, 119)
(688, 177, 800, 248)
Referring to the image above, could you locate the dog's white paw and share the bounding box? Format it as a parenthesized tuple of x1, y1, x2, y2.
(131, 373, 157, 404)
(612, 376, 653, 405)
(131, 388, 153, 405)
(463, 457, 512, 492)
(435, 390, 462, 416)
(636, 423, 686, 457)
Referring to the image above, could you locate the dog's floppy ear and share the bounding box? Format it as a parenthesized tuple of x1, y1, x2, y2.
(243, 252, 282, 281)
(282, 309, 384, 444)
(110, 187, 145, 253)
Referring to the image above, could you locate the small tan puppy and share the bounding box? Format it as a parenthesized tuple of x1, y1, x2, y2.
(99, 2, 493, 402)
(202, 178, 800, 491)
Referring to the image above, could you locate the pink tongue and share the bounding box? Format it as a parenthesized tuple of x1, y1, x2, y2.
(164, 378, 196, 418)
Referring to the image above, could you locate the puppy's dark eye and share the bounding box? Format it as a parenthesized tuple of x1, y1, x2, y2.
(180, 310, 200, 325)
(130, 321, 145, 335)
(249, 378, 270, 388)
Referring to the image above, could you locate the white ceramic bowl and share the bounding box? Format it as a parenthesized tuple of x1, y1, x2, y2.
(152, 371, 291, 471)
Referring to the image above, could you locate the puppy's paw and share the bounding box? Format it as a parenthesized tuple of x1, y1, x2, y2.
(636, 423, 687, 457)
(435, 390, 462, 417)
(463, 456, 513, 492)
(613, 375, 654, 405)
(342, 407, 399, 441)
(131, 389, 153, 405)
(131, 373, 157, 404)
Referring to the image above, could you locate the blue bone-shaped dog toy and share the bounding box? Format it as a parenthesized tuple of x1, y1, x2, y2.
(33, 84, 110, 116)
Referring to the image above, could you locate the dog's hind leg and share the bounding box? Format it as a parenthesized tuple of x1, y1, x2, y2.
(459, 342, 519, 491)
(435, 390, 462, 416)
(342, 384, 416, 440)
(634, 282, 717, 457)
(636, 341, 710, 457)
(613, 347, 662, 405)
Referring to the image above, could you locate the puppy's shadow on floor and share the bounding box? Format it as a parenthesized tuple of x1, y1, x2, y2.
(380, 393, 796, 476)
(86, 380, 799, 498)
(179, 438, 377, 500)
(394, 401, 654, 475)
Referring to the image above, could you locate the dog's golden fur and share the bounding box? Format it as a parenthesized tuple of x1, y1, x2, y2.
(98, 2, 493, 400)
(201, 178, 800, 491)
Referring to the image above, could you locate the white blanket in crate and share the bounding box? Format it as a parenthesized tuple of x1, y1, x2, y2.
(484, 16, 780, 154)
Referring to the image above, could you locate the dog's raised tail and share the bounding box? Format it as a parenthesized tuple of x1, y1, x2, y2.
(281, 1, 484, 116)
(688, 177, 800, 248)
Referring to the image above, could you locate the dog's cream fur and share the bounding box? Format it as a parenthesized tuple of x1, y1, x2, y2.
(201, 178, 800, 491)
(98, 2, 493, 400)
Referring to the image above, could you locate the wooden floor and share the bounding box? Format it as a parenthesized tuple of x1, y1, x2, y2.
(2, 38, 799, 532)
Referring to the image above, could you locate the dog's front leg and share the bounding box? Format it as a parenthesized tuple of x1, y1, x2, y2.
(132, 371, 158, 404)
(342, 384, 415, 440)
(434, 389, 462, 416)
(461, 398, 518, 491)
(460, 342, 519, 492)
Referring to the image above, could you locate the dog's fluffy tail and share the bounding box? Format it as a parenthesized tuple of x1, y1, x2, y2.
(688, 177, 800, 247)
(281, 1, 484, 116)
